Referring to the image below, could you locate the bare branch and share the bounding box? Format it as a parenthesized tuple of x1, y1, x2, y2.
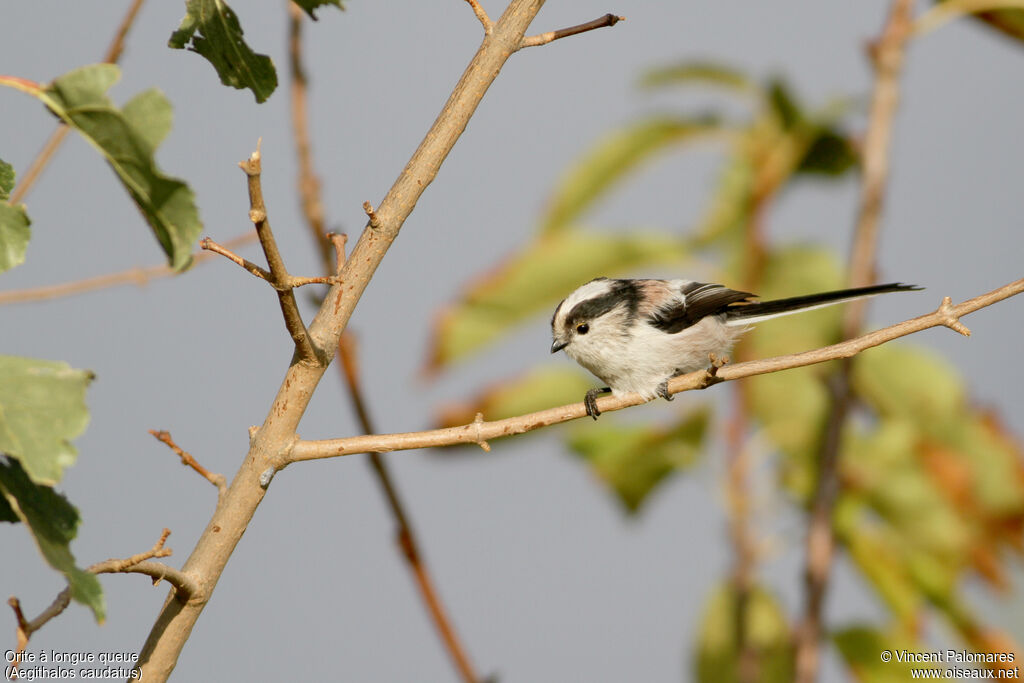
(794, 2, 914, 681)
(287, 280, 1023, 464)
(238, 146, 319, 363)
(149, 429, 227, 501)
(9, 0, 146, 205)
(200, 237, 272, 282)
(0, 232, 258, 307)
(464, 0, 493, 34)
(520, 13, 624, 49)
(136, 4, 590, 678)
(8, 528, 197, 667)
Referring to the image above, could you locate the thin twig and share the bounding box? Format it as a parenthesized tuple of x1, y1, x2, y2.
(200, 237, 334, 288)
(464, 0, 493, 34)
(8, 528, 197, 668)
(239, 146, 318, 363)
(149, 429, 228, 500)
(0, 231, 258, 307)
(200, 237, 272, 282)
(793, 3, 914, 681)
(9, 0, 146, 205)
(288, 12, 480, 680)
(520, 13, 624, 48)
(287, 279, 1022, 463)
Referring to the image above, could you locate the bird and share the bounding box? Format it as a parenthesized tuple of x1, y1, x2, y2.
(550, 277, 921, 418)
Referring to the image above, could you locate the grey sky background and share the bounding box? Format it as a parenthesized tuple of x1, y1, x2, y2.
(3, 1, 1024, 681)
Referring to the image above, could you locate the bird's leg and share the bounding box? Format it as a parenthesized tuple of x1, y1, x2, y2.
(657, 380, 674, 402)
(584, 387, 611, 420)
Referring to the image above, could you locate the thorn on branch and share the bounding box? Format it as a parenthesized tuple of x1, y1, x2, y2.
(520, 13, 625, 49)
(363, 201, 381, 230)
(150, 429, 228, 499)
(938, 296, 971, 336)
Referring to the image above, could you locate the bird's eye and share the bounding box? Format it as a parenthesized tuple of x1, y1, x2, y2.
(576, 323, 589, 335)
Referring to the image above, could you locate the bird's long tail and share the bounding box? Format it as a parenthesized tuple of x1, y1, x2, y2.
(723, 282, 921, 326)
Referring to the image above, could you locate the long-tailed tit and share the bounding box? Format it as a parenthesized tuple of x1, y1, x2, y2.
(550, 278, 921, 418)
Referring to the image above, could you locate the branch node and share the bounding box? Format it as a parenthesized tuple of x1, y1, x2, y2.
(249, 208, 267, 224)
(259, 467, 275, 488)
(363, 200, 381, 230)
(938, 296, 971, 336)
(699, 353, 729, 389)
(473, 412, 491, 452)
(248, 425, 259, 443)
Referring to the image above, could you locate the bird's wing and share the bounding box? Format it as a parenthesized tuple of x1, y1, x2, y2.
(646, 282, 756, 334)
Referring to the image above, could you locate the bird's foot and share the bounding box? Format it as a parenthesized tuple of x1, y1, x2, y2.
(657, 380, 674, 402)
(584, 387, 611, 420)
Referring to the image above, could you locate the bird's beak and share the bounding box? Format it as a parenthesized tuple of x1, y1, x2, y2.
(551, 339, 568, 354)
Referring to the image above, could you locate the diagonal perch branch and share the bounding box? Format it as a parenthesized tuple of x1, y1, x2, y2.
(286, 279, 1023, 464)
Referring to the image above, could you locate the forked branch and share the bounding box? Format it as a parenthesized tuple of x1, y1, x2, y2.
(8, 528, 197, 668)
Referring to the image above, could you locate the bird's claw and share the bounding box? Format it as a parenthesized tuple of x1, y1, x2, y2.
(584, 387, 611, 420)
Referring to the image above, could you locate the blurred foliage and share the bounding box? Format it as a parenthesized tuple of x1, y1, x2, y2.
(569, 407, 709, 513)
(293, 0, 345, 20)
(933, 0, 1024, 43)
(428, 58, 1024, 680)
(695, 583, 795, 683)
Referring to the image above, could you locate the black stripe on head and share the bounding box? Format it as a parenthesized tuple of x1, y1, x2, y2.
(566, 279, 640, 327)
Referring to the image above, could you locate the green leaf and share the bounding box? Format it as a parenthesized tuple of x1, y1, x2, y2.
(852, 344, 964, 425)
(694, 583, 794, 683)
(292, 0, 344, 20)
(169, 0, 278, 103)
(640, 61, 755, 93)
(0, 457, 104, 622)
(0, 491, 16, 522)
(122, 89, 174, 151)
(38, 65, 202, 270)
(833, 626, 923, 682)
(427, 230, 687, 370)
(540, 116, 723, 235)
(0, 157, 14, 199)
(0, 200, 31, 273)
(767, 78, 803, 129)
(569, 408, 708, 513)
(797, 129, 858, 176)
(0, 355, 94, 485)
(436, 367, 595, 429)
